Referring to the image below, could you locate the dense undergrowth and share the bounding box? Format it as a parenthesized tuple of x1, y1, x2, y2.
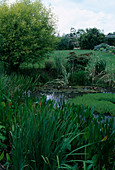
(0, 72, 115, 170)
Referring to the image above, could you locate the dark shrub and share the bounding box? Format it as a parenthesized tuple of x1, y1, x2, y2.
(67, 52, 91, 72)
(111, 49, 115, 54)
(45, 60, 54, 71)
(69, 70, 87, 85)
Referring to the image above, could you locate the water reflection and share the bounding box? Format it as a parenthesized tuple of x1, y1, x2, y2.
(36, 91, 82, 103)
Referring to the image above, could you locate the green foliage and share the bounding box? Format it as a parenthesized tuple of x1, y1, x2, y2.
(0, 71, 114, 169)
(95, 59, 106, 75)
(54, 35, 62, 50)
(57, 35, 74, 50)
(61, 64, 70, 85)
(0, 122, 11, 169)
(0, 50, 115, 169)
(10, 96, 114, 169)
(11, 98, 79, 169)
(54, 56, 64, 75)
(0, 73, 39, 128)
(45, 60, 54, 71)
(79, 28, 105, 49)
(0, 34, 3, 53)
(70, 93, 115, 116)
(111, 49, 115, 54)
(0, 122, 6, 152)
(0, 0, 56, 72)
(69, 71, 87, 86)
(85, 54, 115, 87)
(105, 32, 115, 46)
(57, 35, 69, 50)
(67, 52, 91, 72)
(49, 49, 115, 73)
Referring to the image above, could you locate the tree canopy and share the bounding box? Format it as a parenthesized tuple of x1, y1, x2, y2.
(105, 32, 115, 46)
(78, 28, 105, 49)
(0, 0, 56, 71)
(56, 35, 74, 50)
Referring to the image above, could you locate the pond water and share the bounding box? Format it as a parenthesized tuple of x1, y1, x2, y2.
(35, 90, 115, 126)
(36, 91, 82, 103)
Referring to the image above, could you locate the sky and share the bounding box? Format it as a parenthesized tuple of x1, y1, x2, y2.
(42, 0, 115, 35)
(8, 0, 115, 35)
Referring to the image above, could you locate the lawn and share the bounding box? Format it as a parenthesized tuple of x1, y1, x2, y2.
(20, 50, 115, 73)
(49, 50, 115, 73)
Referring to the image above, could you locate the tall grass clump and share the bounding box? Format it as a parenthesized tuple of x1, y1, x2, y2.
(0, 72, 39, 168)
(10, 98, 115, 170)
(11, 97, 81, 169)
(85, 53, 115, 88)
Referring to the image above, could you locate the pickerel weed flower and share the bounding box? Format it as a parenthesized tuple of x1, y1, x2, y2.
(8, 102, 11, 110)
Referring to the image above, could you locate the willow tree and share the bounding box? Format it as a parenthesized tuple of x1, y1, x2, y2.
(0, 0, 57, 71)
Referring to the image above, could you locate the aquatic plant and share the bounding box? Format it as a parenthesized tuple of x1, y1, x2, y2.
(70, 93, 115, 116)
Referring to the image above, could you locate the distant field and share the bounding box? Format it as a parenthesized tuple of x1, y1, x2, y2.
(21, 49, 115, 73)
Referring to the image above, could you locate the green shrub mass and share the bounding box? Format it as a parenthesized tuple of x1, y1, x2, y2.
(78, 28, 105, 50)
(0, 0, 56, 72)
(0, 74, 115, 169)
(70, 93, 115, 116)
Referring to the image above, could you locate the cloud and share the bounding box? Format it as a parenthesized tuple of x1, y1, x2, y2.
(43, 0, 115, 35)
(8, 0, 115, 35)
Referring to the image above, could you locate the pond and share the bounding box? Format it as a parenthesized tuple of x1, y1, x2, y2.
(36, 91, 81, 104)
(35, 89, 115, 126)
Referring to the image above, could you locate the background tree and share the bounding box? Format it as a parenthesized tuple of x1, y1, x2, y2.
(76, 29, 85, 38)
(105, 32, 115, 46)
(0, 0, 56, 71)
(57, 35, 71, 50)
(70, 27, 76, 37)
(57, 28, 76, 50)
(78, 28, 105, 49)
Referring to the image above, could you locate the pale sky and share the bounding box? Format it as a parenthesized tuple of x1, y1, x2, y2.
(42, 0, 115, 35)
(8, 0, 115, 35)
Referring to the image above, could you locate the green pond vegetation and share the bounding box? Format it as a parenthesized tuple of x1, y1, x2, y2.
(70, 93, 115, 116)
